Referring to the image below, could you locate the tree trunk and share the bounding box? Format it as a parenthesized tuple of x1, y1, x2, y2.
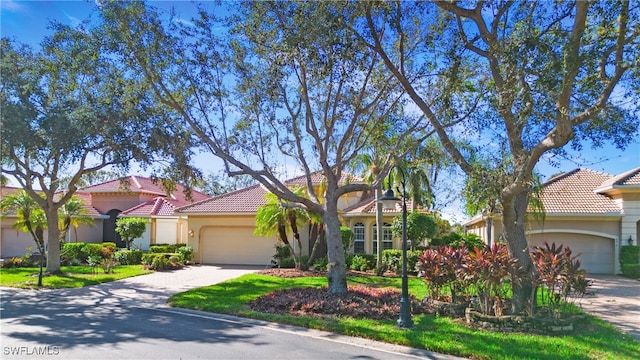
(501, 190, 535, 314)
(304, 223, 325, 270)
(375, 186, 384, 269)
(324, 198, 348, 294)
(45, 210, 62, 273)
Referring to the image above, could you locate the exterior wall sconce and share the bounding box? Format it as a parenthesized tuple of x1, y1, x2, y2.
(628, 236, 634, 246)
(189, 229, 195, 238)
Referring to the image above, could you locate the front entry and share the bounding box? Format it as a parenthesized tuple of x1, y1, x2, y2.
(103, 209, 124, 247)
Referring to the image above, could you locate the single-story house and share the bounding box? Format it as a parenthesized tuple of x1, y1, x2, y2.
(464, 167, 640, 275)
(0, 176, 211, 257)
(176, 171, 425, 266)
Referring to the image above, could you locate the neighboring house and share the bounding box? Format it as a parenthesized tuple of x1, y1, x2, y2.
(2, 172, 429, 265)
(177, 171, 427, 266)
(0, 176, 211, 258)
(465, 167, 640, 275)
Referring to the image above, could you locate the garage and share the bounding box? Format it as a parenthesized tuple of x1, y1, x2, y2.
(527, 232, 615, 274)
(200, 226, 277, 266)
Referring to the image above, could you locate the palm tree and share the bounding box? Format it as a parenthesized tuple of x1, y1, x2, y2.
(255, 188, 310, 269)
(58, 195, 94, 243)
(0, 190, 47, 286)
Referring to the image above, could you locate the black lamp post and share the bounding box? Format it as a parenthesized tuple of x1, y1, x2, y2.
(379, 167, 413, 328)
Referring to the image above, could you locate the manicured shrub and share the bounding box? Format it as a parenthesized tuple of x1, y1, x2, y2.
(142, 252, 184, 271)
(381, 249, 421, 275)
(82, 244, 104, 259)
(621, 264, 640, 279)
(177, 245, 194, 264)
(350, 255, 369, 271)
(142, 253, 163, 265)
(150, 255, 183, 271)
(620, 245, 640, 265)
(62, 242, 87, 265)
(114, 249, 143, 265)
(149, 244, 185, 253)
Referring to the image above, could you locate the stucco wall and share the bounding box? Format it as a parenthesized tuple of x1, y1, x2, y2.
(90, 193, 148, 214)
(187, 215, 289, 265)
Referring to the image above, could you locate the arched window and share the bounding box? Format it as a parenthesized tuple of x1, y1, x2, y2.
(373, 222, 393, 254)
(353, 222, 365, 253)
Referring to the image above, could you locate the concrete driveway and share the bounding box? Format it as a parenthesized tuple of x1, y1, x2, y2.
(579, 275, 640, 341)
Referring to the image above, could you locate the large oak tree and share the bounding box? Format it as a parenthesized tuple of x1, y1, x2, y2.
(95, 1, 470, 293)
(357, 1, 639, 312)
(1, 25, 189, 272)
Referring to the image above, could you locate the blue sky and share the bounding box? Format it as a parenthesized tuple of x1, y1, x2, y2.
(2, 1, 639, 221)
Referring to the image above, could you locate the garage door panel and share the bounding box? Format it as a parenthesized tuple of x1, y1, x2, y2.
(202, 227, 277, 265)
(528, 233, 614, 274)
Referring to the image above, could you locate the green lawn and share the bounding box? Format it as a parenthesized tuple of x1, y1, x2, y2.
(0, 265, 152, 289)
(169, 274, 640, 360)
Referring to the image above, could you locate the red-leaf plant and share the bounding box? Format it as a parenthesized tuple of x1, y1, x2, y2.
(530, 242, 591, 318)
(463, 244, 520, 316)
(418, 246, 471, 304)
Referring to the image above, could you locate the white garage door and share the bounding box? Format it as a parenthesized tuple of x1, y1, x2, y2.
(527, 233, 614, 274)
(201, 226, 277, 265)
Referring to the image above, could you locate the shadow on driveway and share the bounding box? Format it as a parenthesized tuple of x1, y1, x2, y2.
(579, 275, 640, 341)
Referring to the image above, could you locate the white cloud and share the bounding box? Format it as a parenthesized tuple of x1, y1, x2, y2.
(64, 12, 82, 27)
(173, 18, 194, 27)
(1, 0, 26, 12)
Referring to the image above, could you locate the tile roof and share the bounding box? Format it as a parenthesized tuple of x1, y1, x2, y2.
(177, 184, 269, 213)
(120, 198, 177, 216)
(81, 176, 211, 215)
(596, 166, 640, 189)
(285, 171, 363, 186)
(538, 168, 620, 214)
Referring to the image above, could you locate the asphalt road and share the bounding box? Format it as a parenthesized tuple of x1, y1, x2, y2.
(0, 287, 462, 360)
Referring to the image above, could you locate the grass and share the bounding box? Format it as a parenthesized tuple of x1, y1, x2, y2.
(169, 273, 640, 360)
(0, 265, 152, 289)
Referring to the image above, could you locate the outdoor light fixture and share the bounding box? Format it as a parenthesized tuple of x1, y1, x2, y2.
(379, 167, 413, 328)
(628, 236, 634, 246)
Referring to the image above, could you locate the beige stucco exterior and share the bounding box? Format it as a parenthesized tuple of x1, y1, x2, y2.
(186, 214, 281, 265)
(465, 215, 621, 274)
(0, 216, 103, 258)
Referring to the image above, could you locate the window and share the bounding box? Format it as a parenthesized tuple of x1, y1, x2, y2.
(353, 222, 365, 253)
(373, 222, 393, 254)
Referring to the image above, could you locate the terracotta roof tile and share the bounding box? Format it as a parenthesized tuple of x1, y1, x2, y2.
(538, 168, 620, 214)
(285, 171, 363, 186)
(120, 198, 177, 216)
(82, 176, 210, 203)
(81, 176, 210, 213)
(177, 184, 269, 213)
(597, 166, 640, 188)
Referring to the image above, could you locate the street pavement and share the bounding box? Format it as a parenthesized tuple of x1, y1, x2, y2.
(0, 265, 463, 360)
